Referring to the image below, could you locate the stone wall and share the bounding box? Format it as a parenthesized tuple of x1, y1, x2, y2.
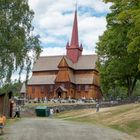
(22, 101, 139, 117)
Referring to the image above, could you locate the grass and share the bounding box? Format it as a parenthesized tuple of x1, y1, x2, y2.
(54, 103, 140, 140)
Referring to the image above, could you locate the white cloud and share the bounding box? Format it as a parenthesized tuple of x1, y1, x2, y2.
(41, 47, 65, 56)
(28, 0, 110, 56)
(40, 36, 64, 45)
(78, 15, 106, 49)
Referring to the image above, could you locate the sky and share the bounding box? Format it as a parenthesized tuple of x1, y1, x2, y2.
(28, 0, 111, 56)
(12, 0, 111, 81)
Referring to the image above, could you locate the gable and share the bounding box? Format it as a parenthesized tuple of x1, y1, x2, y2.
(56, 86, 67, 92)
(55, 70, 70, 82)
(58, 57, 69, 68)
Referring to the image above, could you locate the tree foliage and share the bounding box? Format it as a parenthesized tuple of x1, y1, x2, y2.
(0, 0, 41, 85)
(0, 81, 22, 96)
(96, 0, 140, 97)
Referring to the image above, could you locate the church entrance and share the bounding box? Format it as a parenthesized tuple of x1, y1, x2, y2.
(57, 91, 62, 98)
(56, 86, 67, 98)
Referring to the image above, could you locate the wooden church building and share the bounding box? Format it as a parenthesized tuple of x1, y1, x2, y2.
(27, 10, 102, 99)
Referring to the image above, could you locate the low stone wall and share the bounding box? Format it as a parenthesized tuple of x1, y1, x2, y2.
(49, 101, 140, 113)
(21, 104, 96, 117)
(22, 101, 139, 117)
(52, 104, 96, 112)
(52, 102, 124, 113)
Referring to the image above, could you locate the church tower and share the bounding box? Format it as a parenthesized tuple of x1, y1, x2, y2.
(66, 9, 83, 63)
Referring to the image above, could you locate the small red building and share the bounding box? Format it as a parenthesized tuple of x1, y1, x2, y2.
(27, 10, 102, 99)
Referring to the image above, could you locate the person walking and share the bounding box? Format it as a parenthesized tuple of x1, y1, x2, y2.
(14, 105, 21, 118)
(50, 108, 54, 117)
(96, 102, 100, 112)
(9, 100, 14, 118)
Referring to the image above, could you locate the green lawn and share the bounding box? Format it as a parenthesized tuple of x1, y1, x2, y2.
(54, 103, 140, 140)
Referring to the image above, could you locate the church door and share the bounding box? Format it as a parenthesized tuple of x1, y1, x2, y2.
(57, 91, 62, 98)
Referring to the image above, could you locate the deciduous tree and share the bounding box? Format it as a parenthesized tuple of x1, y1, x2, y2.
(96, 0, 140, 97)
(0, 0, 41, 85)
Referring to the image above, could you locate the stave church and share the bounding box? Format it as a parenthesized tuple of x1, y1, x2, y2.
(27, 9, 102, 99)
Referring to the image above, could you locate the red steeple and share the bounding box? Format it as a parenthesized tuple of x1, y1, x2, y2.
(66, 9, 83, 63)
(70, 10, 79, 48)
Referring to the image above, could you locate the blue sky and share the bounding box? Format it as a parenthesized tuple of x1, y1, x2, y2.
(28, 0, 111, 56)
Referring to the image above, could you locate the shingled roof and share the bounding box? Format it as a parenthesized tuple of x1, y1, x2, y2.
(32, 55, 97, 72)
(28, 75, 56, 85)
(28, 74, 94, 85)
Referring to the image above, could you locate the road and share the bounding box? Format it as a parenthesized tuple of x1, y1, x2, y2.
(3, 118, 136, 140)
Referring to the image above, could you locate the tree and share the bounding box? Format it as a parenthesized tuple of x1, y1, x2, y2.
(0, 0, 41, 85)
(96, 0, 140, 97)
(133, 80, 140, 97)
(0, 81, 22, 96)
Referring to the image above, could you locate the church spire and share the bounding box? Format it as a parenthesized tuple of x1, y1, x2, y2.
(70, 9, 79, 48)
(66, 5, 83, 63)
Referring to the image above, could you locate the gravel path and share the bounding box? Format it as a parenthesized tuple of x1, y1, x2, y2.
(3, 118, 136, 140)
